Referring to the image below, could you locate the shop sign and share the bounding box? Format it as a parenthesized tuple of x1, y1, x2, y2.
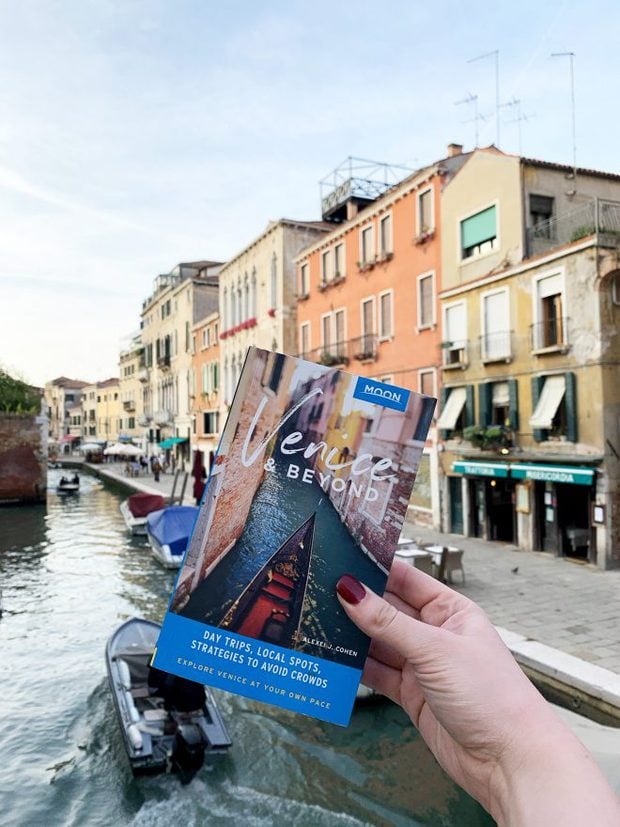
(509, 464, 594, 486)
(452, 461, 510, 478)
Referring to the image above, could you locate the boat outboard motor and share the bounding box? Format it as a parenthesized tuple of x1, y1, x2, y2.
(172, 723, 205, 775)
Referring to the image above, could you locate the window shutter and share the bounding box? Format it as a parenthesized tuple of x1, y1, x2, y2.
(465, 385, 475, 428)
(508, 379, 519, 431)
(461, 206, 497, 249)
(565, 372, 577, 442)
(478, 383, 491, 427)
(439, 386, 449, 440)
(531, 376, 545, 442)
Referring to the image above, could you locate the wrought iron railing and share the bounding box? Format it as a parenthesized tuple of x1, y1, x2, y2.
(479, 331, 513, 362)
(300, 334, 379, 366)
(526, 197, 620, 257)
(530, 317, 570, 350)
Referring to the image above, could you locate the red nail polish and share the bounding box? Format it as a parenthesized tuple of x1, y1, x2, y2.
(336, 574, 366, 605)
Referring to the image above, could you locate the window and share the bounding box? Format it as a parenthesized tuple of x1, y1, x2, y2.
(437, 386, 468, 433)
(379, 214, 392, 257)
(334, 243, 344, 277)
(530, 373, 576, 441)
(244, 275, 250, 319)
(223, 288, 227, 329)
(417, 272, 435, 329)
(418, 189, 433, 234)
(334, 309, 346, 352)
(128, 417, 135, 429)
(321, 250, 331, 284)
(419, 369, 436, 399)
(271, 254, 278, 308)
(300, 263, 309, 296)
(320, 310, 346, 361)
(360, 297, 376, 356)
(361, 475, 395, 525)
(321, 314, 331, 349)
(212, 361, 219, 392)
(299, 322, 311, 358)
(214, 322, 219, 342)
(460, 205, 497, 259)
(202, 363, 209, 394)
(529, 194, 554, 238)
(360, 225, 374, 264)
(534, 273, 565, 349)
(443, 301, 467, 365)
(491, 381, 510, 426)
(379, 290, 393, 339)
(481, 288, 510, 360)
(203, 411, 220, 435)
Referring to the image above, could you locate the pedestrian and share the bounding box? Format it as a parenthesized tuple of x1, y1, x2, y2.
(152, 457, 161, 483)
(336, 563, 620, 825)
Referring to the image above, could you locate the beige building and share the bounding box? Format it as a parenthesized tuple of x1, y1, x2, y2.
(118, 333, 145, 447)
(44, 376, 88, 453)
(437, 148, 620, 569)
(141, 261, 221, 465)
(191, 310, 221, 466)
(94, 378, 122, 443)
(218, 219, 330, 410)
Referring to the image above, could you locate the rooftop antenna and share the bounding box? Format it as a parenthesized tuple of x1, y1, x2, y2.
(551, 51, 577, 195)
(468, 49, 500, 147)
(454, 92, 486, 147)
(500, 97, 534, 155)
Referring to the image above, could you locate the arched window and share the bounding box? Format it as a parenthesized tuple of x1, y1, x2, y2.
(224, 358, 229, 402)
(271, 254, 277, 308)
(244, 273, 249, 320)
(251, 269, 257, 317)
(231, 354, 237, 396)
(229, 286, 235, 328)
(223, 288, 228, 329)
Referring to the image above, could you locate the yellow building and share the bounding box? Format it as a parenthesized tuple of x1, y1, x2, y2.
(44, 376, 88, 453)
(118, 333, 146, 448)
(95, 378, 122, 443)
(437, 149, 620, 569)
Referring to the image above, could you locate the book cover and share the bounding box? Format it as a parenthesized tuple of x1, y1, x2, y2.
(153, 347, 436, 726)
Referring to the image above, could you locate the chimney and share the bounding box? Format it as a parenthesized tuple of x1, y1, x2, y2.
(447, 143, 463, 158)
(346, 201, 359, 220)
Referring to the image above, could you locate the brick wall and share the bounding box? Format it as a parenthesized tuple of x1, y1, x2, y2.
(0, 412, 47, 504)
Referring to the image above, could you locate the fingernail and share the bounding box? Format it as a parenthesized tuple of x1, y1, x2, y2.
(336, 574, 366, 605)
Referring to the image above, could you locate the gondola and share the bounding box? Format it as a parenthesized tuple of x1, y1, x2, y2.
(120, 492, 166, 535)
(56, 474, 80, 494)
(218, 512, 316, 646)
(146, 505, 199, 568)
(106, 617, 232, 777)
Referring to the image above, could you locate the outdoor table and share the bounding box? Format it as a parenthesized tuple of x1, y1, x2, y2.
(394, 547, 434, 575)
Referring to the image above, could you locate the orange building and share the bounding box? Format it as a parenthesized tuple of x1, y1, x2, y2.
(295, 148, 470, 526)
(191, 310, 221, 470)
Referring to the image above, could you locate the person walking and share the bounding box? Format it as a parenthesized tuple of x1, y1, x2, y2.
(152, 457, 161, 483)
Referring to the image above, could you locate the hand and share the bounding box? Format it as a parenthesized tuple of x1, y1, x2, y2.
(336, 562, 620, 826)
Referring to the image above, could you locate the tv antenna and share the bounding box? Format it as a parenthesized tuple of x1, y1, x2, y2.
(467, 49, 500, 147)
(500, 97, 534, 155)
(454, 92, 488, 147)
(551, 51, 577, 194)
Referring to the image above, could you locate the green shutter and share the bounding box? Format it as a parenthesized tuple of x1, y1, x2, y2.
(439, 386, 449, 440)
(531, 376, 545, 442)
(465, 385, 475, 429)
(478, 383, 491, 427)
(508, 379, 519, 431)
(565, 372, 577, 442)
(461, 206, 497, 250)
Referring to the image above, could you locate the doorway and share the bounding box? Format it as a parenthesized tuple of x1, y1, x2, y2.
(487, 479, 515, 543)
(449, 477, 464, 534)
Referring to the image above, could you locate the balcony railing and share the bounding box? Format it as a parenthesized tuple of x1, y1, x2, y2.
(123, 400, 136, 411)
(479, 331, 513, 362)
(530, 317, 570, 352)
(526, 197, 620, 257)
(157, 354, 171, 369)
(153, 410, 173, 425)
(300, 334, 379, 366)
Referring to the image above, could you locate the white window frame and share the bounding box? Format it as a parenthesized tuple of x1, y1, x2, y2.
(416, 187, 435, 235)
(532, 267, 566, 343)
(299, 263, 309, 296)
(334, 242, 345, 278)
(378, 288, 394, 340)
(416, 270, 436, 330)
(319, 309, 347, 353)
(442, 299, 468, 365)
(299, 321, 311, 357)
(418, 367, 437, 400)
(360, 295, 377, 337)
(321, 250, 331, 284)
(360, 224, 375, 265)
(458, 200, 500, 263)
(379, 212, 393, 257)
(480, 286, 511, 361)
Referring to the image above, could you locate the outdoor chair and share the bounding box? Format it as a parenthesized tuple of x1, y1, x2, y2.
(433, 548, 465, 584)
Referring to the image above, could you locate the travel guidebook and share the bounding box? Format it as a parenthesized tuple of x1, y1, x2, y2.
(152, 347, 436, 726)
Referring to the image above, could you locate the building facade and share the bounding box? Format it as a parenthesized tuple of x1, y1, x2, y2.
(118, 333, 146, 447)
(437, 148, 620, 568)
(191, 310, 221, 467)
(94, 378, 122, 443)
(44, 376, 88, 453)
(218, 219, 330, 411)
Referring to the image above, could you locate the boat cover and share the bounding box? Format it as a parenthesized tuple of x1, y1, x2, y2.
(147, 506, 199, 557)
(128, 492, 166, 518)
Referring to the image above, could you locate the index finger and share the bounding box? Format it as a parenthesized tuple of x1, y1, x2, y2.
(387, 559, 472, 624)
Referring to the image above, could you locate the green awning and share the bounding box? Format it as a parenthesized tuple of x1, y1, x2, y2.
(452, 461, 509, 478)
(510, 464, 595, 486)
(461, 205, 496, 249)
(159, 437, 189, 449)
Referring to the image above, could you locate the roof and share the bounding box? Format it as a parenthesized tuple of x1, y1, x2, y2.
(219, 218, 332, 273)
(521, 156, 620, 182)
(97, 377, 120, 388)
(50, 376, 89, 388)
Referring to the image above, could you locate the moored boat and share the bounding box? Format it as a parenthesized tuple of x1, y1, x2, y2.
(121, 492, 166, 535)
(219, 512, 316, 646)
(106, 617, 232, 776)
(146, 506, 199, 568)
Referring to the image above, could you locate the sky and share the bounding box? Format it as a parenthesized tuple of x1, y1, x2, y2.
(1, 0, 618, 386)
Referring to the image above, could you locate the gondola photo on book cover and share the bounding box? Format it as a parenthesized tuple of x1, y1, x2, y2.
(153, 347, 435, 725)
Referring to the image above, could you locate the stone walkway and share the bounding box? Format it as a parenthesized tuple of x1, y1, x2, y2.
(85, 461, 195, 505)
(402, 521, 620, 676)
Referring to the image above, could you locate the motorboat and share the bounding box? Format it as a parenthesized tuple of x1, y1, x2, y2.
(218, 513, 315, 646)
(56, 474, 80, 494)
(120, 492, 166, 535)
(106, 617, 232, 777)
(146, 506, 199, 569)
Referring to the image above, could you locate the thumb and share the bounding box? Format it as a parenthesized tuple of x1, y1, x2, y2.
(336, 573, 439, 664)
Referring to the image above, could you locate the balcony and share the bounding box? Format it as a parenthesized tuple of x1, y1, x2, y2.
(530, 317, 570, 354)
(137, 368, 149, 382)
(479, 331, 513, 363)
(300, 334, 379, 367)
(123, 400, 136, 412)
(441, 339, 468, 369)
(526, 197, 620, 258)
(153, 410, 173, 425)
(138, 415, 151, 426)
(157, 354, 171, 370)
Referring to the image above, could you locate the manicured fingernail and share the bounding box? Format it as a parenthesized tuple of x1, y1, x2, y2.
(336, 574, 366, 605)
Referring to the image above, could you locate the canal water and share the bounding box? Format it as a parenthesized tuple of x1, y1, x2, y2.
(0, 469, 494, 827)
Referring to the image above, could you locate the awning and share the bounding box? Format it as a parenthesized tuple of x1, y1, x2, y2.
(437, 387, 467, 429)
(159, 437, 189, 449)
(529, 375, 565, 429)
(452, 461, 510, 478)
(60, 435, 79, 442)
(510, 464, 595, 486)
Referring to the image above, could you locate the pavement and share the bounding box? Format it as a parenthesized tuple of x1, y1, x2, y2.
(402, 516, 620, 724)
(83, 460, 195, 505)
